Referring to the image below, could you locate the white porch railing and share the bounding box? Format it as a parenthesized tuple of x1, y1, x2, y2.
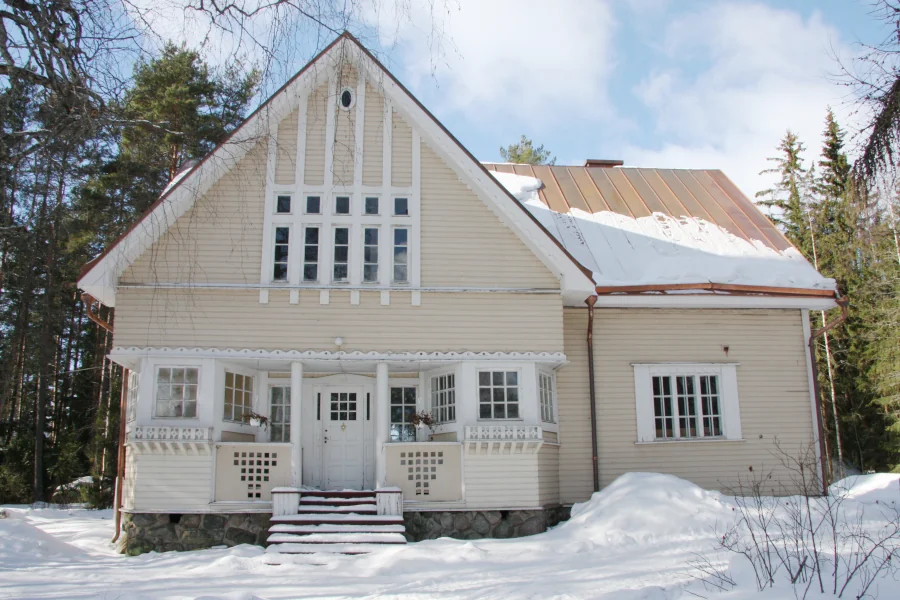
(214, 443, 292, 502)
(463, 425, 544, 455)
(127, 426, 214, 454)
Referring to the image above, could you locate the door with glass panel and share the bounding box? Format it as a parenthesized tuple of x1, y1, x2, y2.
(269, 386, 291, 442)
(323, 386, 365, 489)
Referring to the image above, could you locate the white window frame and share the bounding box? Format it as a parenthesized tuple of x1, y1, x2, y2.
(332, 225, 350, 283)
(269, 384, 291, 443)
(275, 193, 293, 215)
(537, 369, 557, 425)
(126, 371, 139, 423)
(477, 369, 522, 421)
(271, 224, 291, 283)
(430, 372, 456, 424)
(362, 226, 379, 283)
(390, 385, 418, 442)
(304, 194, 322, 215)
(301, 224, 320, 283)
(333, 194, 352, 216)
(392, 226, 410, 284)
(633, 363, 742, 443)
(223, 371, 255, 423)
(153, 366, 200, 419)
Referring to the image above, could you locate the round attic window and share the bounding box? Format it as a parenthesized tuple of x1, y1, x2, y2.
(339, 88, 354, 110)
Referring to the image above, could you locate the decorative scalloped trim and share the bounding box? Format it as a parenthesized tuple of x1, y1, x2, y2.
(110, 346, 567, 362)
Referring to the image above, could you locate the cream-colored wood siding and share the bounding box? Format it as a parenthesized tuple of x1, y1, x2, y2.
(114, 288, 563, 352)
(464, 453, 541, 508)
(557, 308, 816, 504)
(420, 142, 558, 288)
(391, 109, 412, 186)
(362, 84, 383, 186)
(304, 84, 327, 186)
(274, 109, 298, 185)
(332, 72, 356, 186)
(537, 444, 560, 505)
(130, 452, 212, 511)
(122, 142, 266, 284)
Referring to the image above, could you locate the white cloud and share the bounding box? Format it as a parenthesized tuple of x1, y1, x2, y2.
(625, 3, 858, 198)
(368, 0, 617, 122)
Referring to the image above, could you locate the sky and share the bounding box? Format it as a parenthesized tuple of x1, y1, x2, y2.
(134, 0, 892, 199)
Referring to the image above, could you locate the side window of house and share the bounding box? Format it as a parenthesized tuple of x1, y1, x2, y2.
(126, 371, 139, 422)
(431, 374, 455, 423)
(478, 371, 519, 419)
(155, 367, 199, 418)
(634, 364, 740, 442)
(390, 386, 417, 441)
(273, 226, 289, 281)
(224, 372, 254, 422)
(269, 386, 290, 442)
(538, 372, 556, 424)
(393, 227, 409, 283)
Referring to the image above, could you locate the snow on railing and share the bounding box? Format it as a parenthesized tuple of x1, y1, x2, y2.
(464, 425, 542, 441)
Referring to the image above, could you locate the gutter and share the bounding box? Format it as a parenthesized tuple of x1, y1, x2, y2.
(585, 295, 600, 493)
(807, 296, 849, 495)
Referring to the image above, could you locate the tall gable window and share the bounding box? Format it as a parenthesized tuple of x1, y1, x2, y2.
(273, 227, 289, 281)
(155, 367, 198, 418)
(363, 228, 378, 283)
(333, 227, 349, 282)
(303, 227, 319, 282)
(634, 364, 741, 443)
(393, 228, 409, 283)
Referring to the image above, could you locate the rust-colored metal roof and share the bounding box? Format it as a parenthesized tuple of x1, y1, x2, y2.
(483, 164, 794, 252)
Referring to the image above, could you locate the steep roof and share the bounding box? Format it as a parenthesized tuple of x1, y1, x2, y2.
(484, 164, 836, 298)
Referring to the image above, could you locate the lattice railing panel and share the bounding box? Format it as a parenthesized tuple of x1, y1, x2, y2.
(464, 425, 542, 441)
(214, 444, 292, 502)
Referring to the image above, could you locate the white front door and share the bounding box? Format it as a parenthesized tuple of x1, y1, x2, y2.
(323, 386, 365, 489)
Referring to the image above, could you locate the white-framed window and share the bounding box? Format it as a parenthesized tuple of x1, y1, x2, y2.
(633, 363, 741, 443)
(224, 371, 254, 422)
(431, 374, 455, 423)
(269, 386, 290, 442)
(538, 371, 556, 424)
(339, 87, 355, 110)
(305, 195, 321, 214)
(394, 197, 409, 216)
(273, 226, 290, 281)
(275, 194, 292, 214)
(334, 195, 351, 215)
(126, 371, 139, 422)
(390, 386, 417, 441)
(302, 226, 319, 282)
(333, 227, 349, 282)
(478, 370, 520, 419)
(363, 227, 379, 283)
(393, 227, 409, 283)
(364, 196, 379, 215)
(155, 367, 199, 418)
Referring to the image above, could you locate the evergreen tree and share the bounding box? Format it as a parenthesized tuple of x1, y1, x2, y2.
(756, 131, 814, 257)
(499, 135, 556, 165)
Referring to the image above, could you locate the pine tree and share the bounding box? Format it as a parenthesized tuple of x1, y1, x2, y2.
(499, 135, 556, 165)
(757, 131, 814, 257)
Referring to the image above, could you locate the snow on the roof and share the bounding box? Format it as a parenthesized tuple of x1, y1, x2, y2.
(491, 171, 836, 291)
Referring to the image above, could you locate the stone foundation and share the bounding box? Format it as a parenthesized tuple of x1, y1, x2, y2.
(402, 506, 571, 542)
(121, 512, 271, 556)
(120, 506, 571, 554)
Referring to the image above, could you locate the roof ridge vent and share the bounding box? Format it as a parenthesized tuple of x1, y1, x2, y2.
(584, 159, 623, 168)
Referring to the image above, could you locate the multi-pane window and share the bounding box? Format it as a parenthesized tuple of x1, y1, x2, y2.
(303, 227, 319, 282)
(273, 226, 289, 281)
(431, 374, 455, 423)
(126, 371, 139, 422)
(539, 372, 555, 423)
(394, 197, 409, 216)
(393, 228, 409, 283)
(390, 386, 417, 441)
(652, 374, 722, 440)
(305, 195, 321, 214)
(269, 386, 290, 442)
(333, 227, 349, 282)
(335, 195, 350, 215)
(478, 371, 519, 419)
(155, 367, 198, 418)
(224, 372, 254, 422)
(330, 391, 357, 421)
(365, 197, 379, 215)
(363, 228, 378, 283)
(276, 195, 291, 214)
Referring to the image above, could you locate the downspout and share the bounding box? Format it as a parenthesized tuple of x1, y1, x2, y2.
(585, 295, 600, 493)
(807, 296, 849, 495)
(111, 366, 129, 543)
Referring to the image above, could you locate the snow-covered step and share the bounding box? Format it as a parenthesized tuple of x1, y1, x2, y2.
(267, 532, 407, 544)
(293, 504, 377, 513)
(265, 542, 399, 555)
(269, 523, 406, 534)
(271, 513, 403, 525)
(299, 496, 376, 504)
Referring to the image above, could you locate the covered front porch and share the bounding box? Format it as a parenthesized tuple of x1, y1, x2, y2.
(114, 348, 564, 511)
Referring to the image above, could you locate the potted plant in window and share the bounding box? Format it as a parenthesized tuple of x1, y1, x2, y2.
(409, 410, 437, 440)
(242, 411, 269, 430)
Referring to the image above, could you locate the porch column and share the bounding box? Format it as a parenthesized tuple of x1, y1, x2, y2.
(290, 361, 303, 487)
(375, 362, 389, 487)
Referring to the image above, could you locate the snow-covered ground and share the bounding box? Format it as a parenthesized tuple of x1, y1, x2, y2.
(2, 473, 899, 600)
